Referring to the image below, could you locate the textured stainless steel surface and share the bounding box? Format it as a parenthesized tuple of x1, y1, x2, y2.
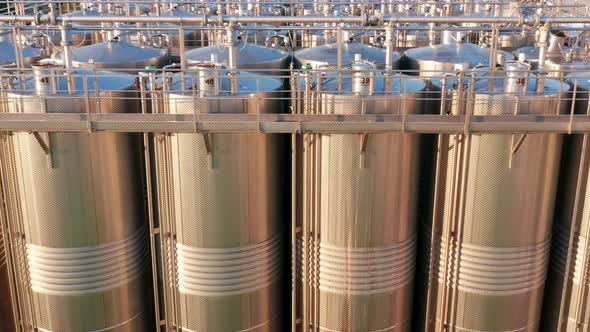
(298, 73, 426, 332)
(294, 42, 400, 69)
(61, 40, 169, 70)
(185, 43, 289, 76)
(157, 72, 287, 331)
(419, 75, 569, 332)
(1, 70, 154, 331)
(0, 193, 16, 332)
(541, 73, 590, 332)
(3, 6, 590, 332)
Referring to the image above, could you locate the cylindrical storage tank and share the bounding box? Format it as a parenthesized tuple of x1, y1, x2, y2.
(60, 39, 168, 71)
(541, 72, 590, 331)
(156, 68, 287, 331)
(293, 42, 400, 69)
(297, 67, 427, 331)
(420, 71, 568, 331)
(0, 194, 15, 331)
(185, 42, 289, 76)
(0, 37, 44, 332)
(0, 64, 154, 331)
(403, 42, 513, 74)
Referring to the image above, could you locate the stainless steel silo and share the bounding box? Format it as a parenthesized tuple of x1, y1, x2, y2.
(0, 63, 154, 331)
(420, 65, 568, 332)
(61, 38, 169, 71)
(185, 42, 289, 76)
(0, 185, 15, 331)
(0, 34, 45, 332)
(152, 65, 287, 332)
(297, 58, 427, 332)
(541, 72, 590, 332)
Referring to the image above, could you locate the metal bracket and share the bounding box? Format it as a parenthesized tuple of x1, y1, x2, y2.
(511, 134, 527, 156)
(31, 132, 50, 155)
(202, 133, 213, 169)
(31, 132, 54, 168)
(360, 133, 369, 169)
(509, 96, 524, 169)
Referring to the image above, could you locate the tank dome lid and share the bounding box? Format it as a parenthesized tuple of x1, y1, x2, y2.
(405, 43, 511, 66)
(294, 42, 398, 68)
(0, 41, 43, 66)
(63, 41, 167, 67)
(546, 59, 590, 74)
(185, 43, 289, 67)
(513, 46, 567, 64)
(566, 71, 590, 90)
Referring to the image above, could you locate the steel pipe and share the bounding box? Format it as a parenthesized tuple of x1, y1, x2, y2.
(1, 13, 590, 26)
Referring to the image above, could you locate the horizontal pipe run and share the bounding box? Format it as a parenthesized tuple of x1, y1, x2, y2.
(0, 113, 590, 134)
(2, 14, 590, 26)
(0, 25, 537, 32)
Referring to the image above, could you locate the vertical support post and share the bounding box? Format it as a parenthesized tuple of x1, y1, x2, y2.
(538, 25, 550, 69)
(226, 25, 239, 95)
(139, 72, 163, 332)
(337, 26, 343, 94)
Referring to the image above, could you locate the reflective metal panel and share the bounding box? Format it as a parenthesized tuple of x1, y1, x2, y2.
(157, 72, 288, 332)
(1, 70, 154, 331)
(419, 75, 568, 332)
(299, 73, 427, 332)
(541, 73, 590, 332)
